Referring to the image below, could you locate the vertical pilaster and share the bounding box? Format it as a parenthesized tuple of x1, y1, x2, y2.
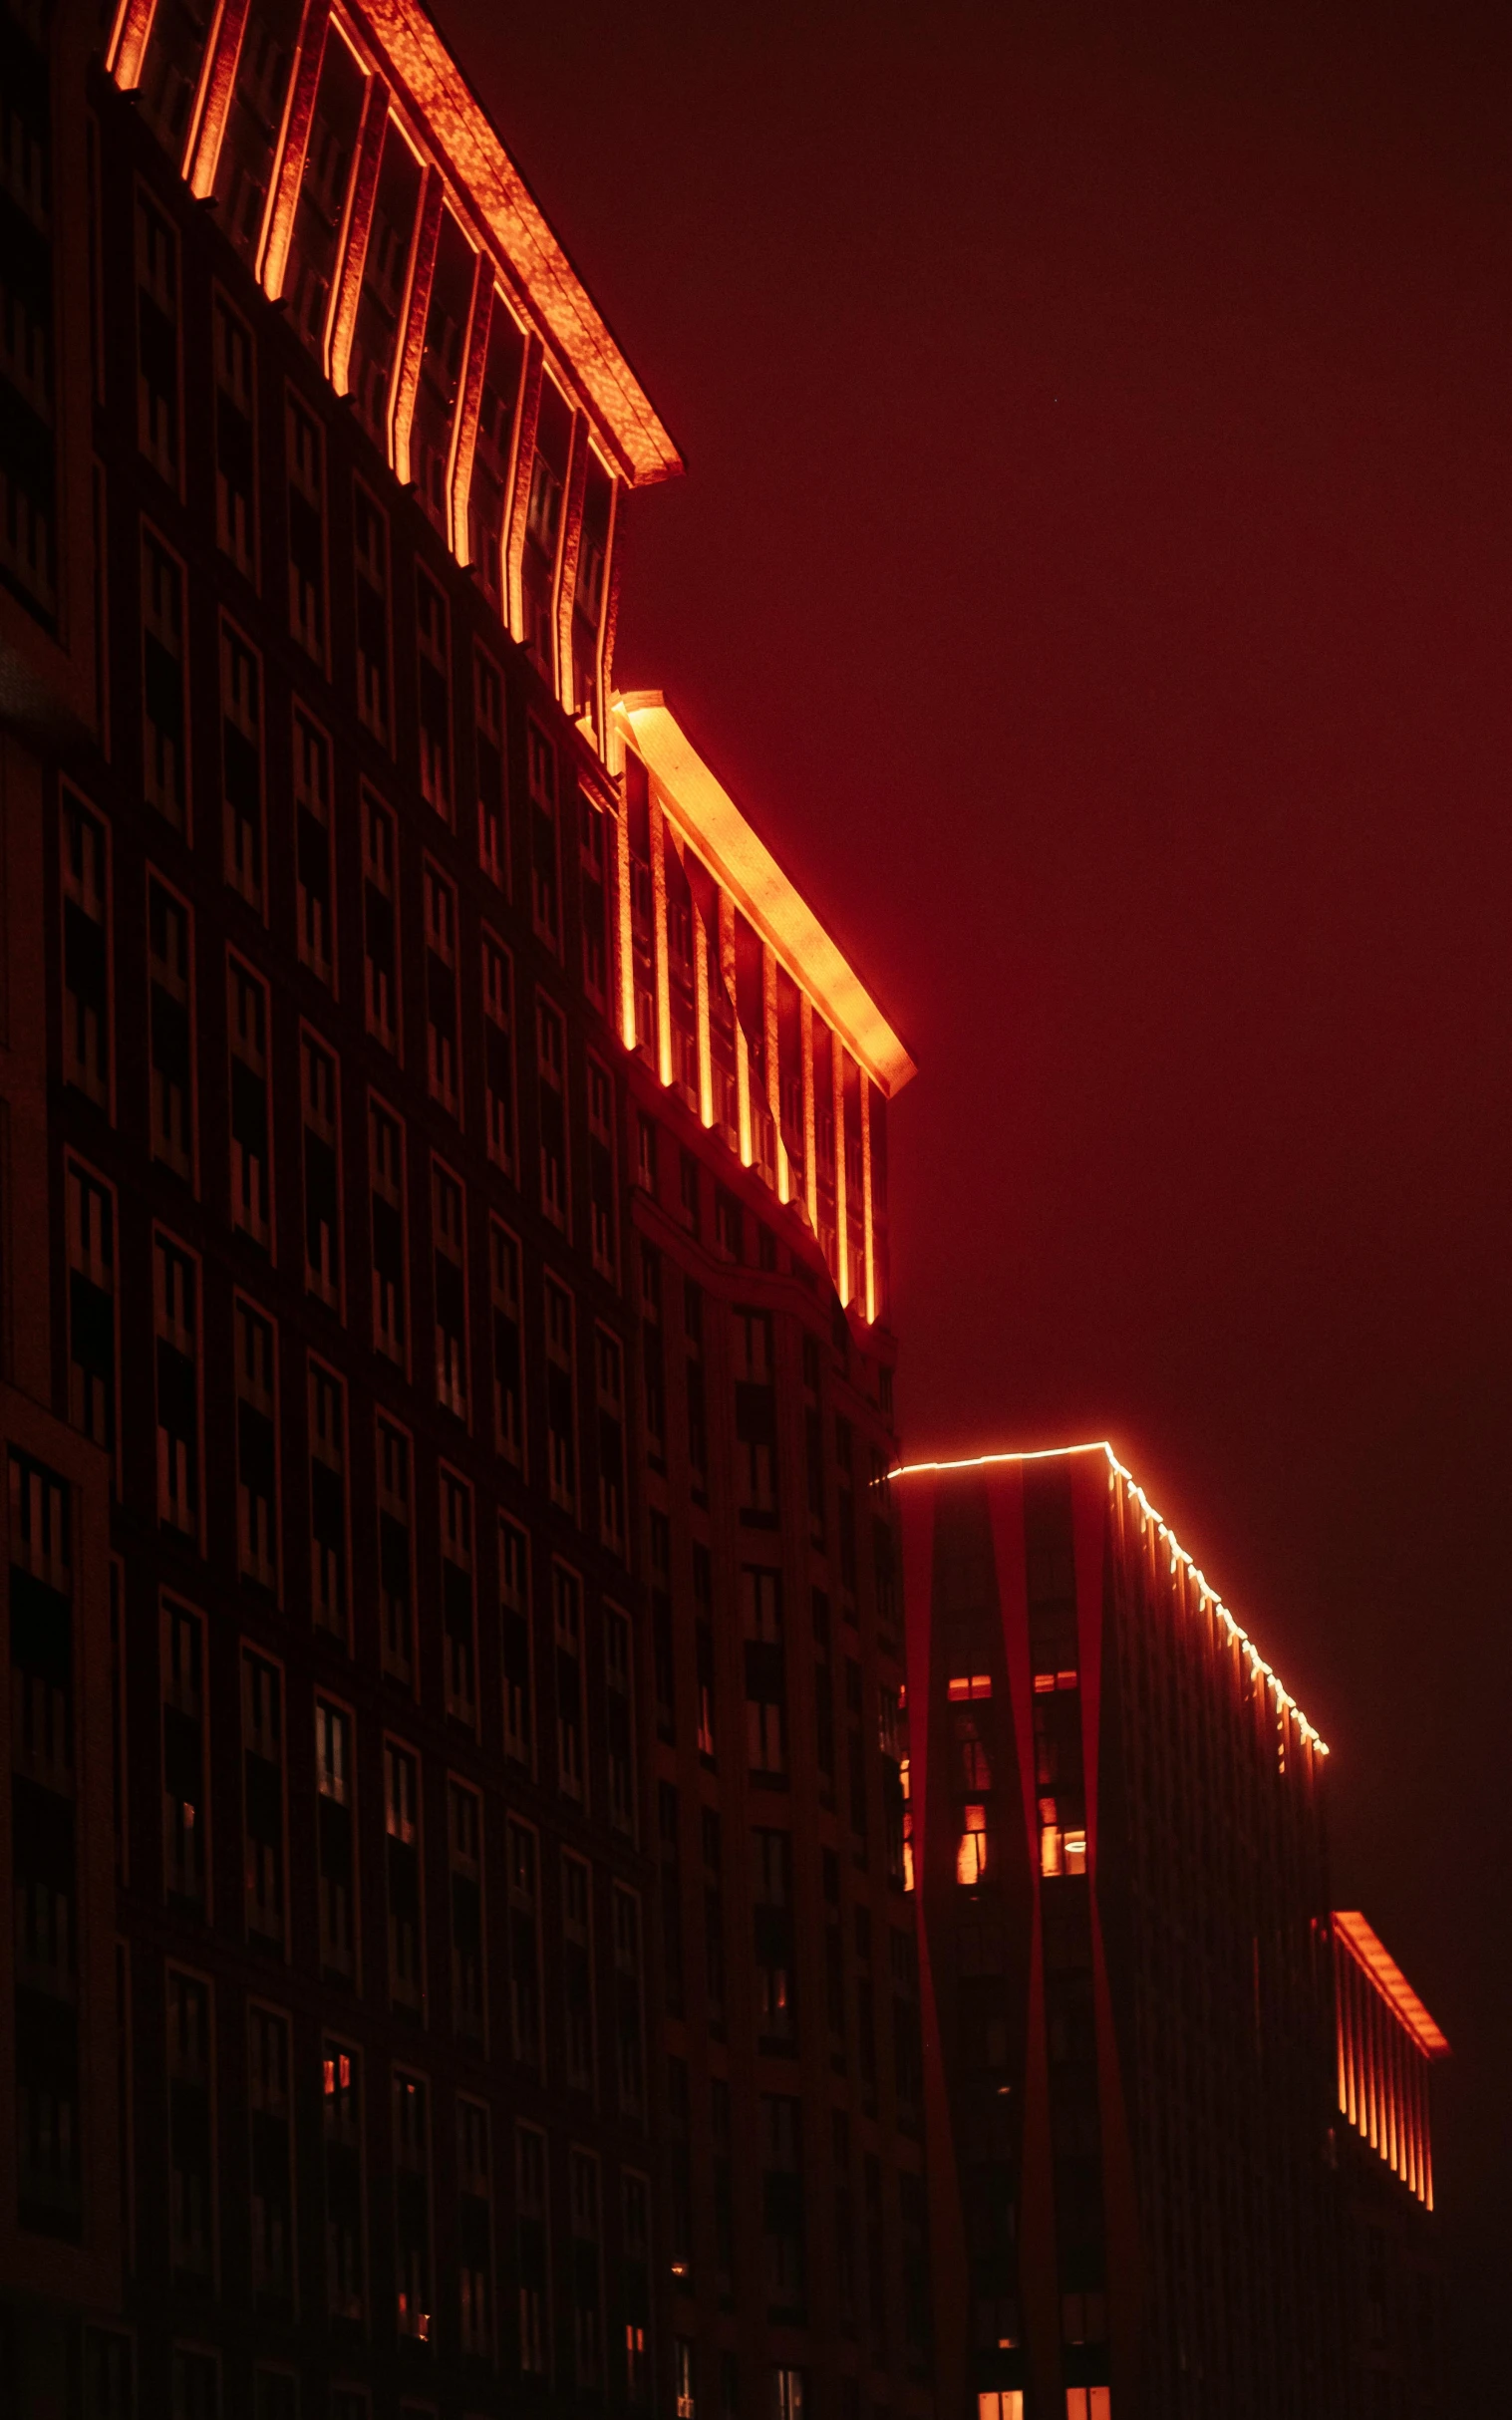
(326, 74, 389, 395)
(860, 1075, 875, 1324)
(107, 0, 160, 88)
(762, 945, 787, 1202)
(651, 794, 671, 1088)
(555, 422, 590, 716)
(186, 0, 250, 197)
(258, 0, 329, 301)
(389, 168, 444, 483)
(833, 1042, 848, 1304)
(447, 263, 493, 561)
(503, 344, 544, 642)
(695, 899, 714, 1128)
(800, 994, 817, 1228)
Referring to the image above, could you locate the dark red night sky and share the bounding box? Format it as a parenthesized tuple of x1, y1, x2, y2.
(440, 0, 1511, 2387)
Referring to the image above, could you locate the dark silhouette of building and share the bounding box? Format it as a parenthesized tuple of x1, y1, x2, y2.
(897, 1443, 1446, 2420)
(0, 6, 919, 2420)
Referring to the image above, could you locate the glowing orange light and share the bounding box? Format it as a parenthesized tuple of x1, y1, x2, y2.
(1335, 1912, 1449, 2060)
(343, 0, 682, 484)
(894, 1440, 1330, 1756)
(948, 1674, 992, 1700)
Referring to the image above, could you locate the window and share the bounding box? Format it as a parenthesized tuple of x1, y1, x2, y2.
(309, 1361, 349, 1641)
(580, 791, 609, 1002)
(293, 706, 334, 984)
(948, 1674, 993, 1702)
(220, 619, 265, 908)
(62, 789, 111, 1107)
(457, 2098, 494, 2355)
(562, 1852, 595, 2092)
(136, 188, 179, 481)
(248, 2005, 294, 2308)
(588, 1340, 623, 1563)
(536, 994, 568, 1227)
(377, 1417, 415, 1684)
(507, 1822, 541, 2067)
(433, 1159, 468, 1419)
(544, 1277, 576, 1512)
(301, 1031, 342, 1309)
(353, 481, 391, 741)
(148, 874, 193, 1175)
(415, 567, 452, 816)
(449, 1780, 485, 2040)
(475, 649, 507, 885)
(489, 1221, 524, 1461)
(695, 1548, 716, 1759)
(754, 1830, 795, 2048)
(369, 1096, 407, 1366)
(516, 2123, 549, 2372)
(166, 1969, 214, 2282)
(66, 1158, 117, 1454)
(612, 1886, 644, 2116)
(213, 290, 256, 578)
(623, 2173, 652, 2404)
(977, 2399, 1025, 2420)
(676, 2341, 697, 2420)
(362, 789, 400, 1053)
(554, 1563, 585, 1802)
(527, 724, 559, 943)
(958, 1805, 988, 1886)
(286, 391, 326, 663)
(424, 861, 458, 1113)
(587, 1059, 616, 1275)
(242, 1651, 285, 1948)
(393, 2072, 433, 2339)
(1039, 1800, 1085, 1879)
(481, 930, 515, 1171)
(323, 2037, 365, 2319)
(641, 1243, 666, 1466)
(384, 1739, 423, 2015)
(605, 1607, 635, 1835)
(316, 1700, 356, 1980)
(228, 956, 273, 1247)
(500, 1517, 533, 1767)
(743, 1568, 786, 1779)
(170, 2349, 218, 2420)
(569, 2147, 603, 2385)
(761, 2099, 805, 2317)
(772, 2375, 806, 2420)
(142, 524, 188, 827)
(233, 1298, 279, 1592)
(634, 1111, 657, 1195)
(161, 1599, 207, 1907)
(441, 1466, 477, 1725)
(1063, 2399, 1110, 2420)
(154, 1232, 200, 1537)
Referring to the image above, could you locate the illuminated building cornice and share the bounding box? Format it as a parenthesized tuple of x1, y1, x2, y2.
(342, 1, 682, 487)
(892, 1438, 1330, 1756)
(615, 694, 916, 1098)
(1334, 1911, 1450, 2061)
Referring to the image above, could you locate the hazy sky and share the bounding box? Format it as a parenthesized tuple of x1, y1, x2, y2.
(440, 0, 1512, 2384)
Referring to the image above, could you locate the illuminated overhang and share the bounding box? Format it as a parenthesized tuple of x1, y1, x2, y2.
(615, 694, 916, 1099)
(891, 1440, 1331, 1757)
(344, 0, 682, 488)
(1334, 1912, 1451, 2059)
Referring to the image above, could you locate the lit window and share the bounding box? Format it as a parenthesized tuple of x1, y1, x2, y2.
(979, 2396, 1025, 2420)
(948, 1674, 991, 1701)
(957, 1805, 987, 1886)
(1065, 2393, 1110, 2420)
(1063, 1829, 1087, 1877)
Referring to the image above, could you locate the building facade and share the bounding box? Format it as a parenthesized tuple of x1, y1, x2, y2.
(609, 698, 928, 2420)
(898, 1446, 1342, 2420)
(1330, 1911, 1449, 2420)
(0, 5, 922, 2420)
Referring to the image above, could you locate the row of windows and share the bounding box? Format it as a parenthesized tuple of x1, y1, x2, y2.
(140, 1616, 642, 2075)
(112, 1962, 649, 2387)
(63, 778, 616, 1272)
(66, 1148, 626, 1561)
